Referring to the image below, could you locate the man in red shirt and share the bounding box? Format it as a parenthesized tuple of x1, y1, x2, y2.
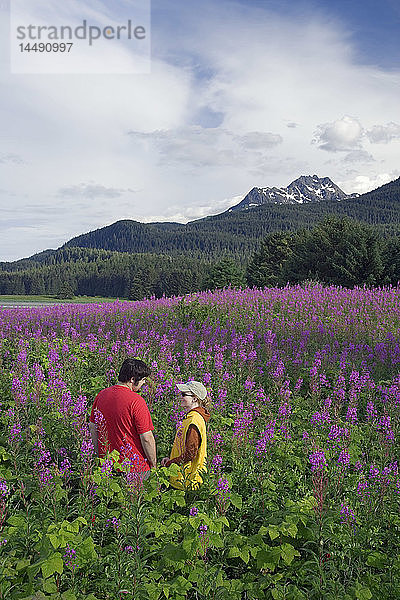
(89, 358, 156, 475)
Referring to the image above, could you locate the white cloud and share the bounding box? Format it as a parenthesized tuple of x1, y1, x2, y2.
(339, 171, 400, 195)
(313, 116, 364, 152)
(57, 183, 135, 199)
(0, 153, 24, 164)
(1, 0, 400, 260)
(366, 122, 400, 144)
(141, 193, 244, 223)
(128, 127, 282, 168)
(343, 149, 375, 163)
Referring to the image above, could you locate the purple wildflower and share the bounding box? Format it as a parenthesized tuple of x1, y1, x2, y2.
(309, 450, 327, 473)
(339, 503, 356, 527)
(63, 544, 78, 572)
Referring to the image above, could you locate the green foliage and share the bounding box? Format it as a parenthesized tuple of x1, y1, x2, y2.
(203, 259, 245, 290)
(284, 216, 384, 287)
(246, 231, 294, 287)
(248, 216, 389, 288)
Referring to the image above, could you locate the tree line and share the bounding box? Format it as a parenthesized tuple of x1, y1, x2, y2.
(0, 217, 400, 298)
(57, 177, 400, 260)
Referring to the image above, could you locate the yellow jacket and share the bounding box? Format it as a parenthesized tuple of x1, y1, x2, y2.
(169, 409, 208, 489)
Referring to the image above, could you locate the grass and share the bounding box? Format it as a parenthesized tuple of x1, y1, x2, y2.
(0, 295, 119, 304)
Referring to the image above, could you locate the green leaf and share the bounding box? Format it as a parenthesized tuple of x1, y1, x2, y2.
(62, 591, 77, 600)
(209, 532, 224, 548)
(7, 515, 26, 528)
(77, 536, 97, 561)
(281, 523, 298, 538)
(280, 543, 300, 565)
(355, 584, 372, 600)
(41, 552, 63, 579)
(228, 546, 240, 558)
(366, 552, 387, 568)
(16, 558, 31, 571)
(268, 525, 280, 541)
(230, 492, 242, 509)
(240, 547, 250, 564)
(110, 480, 121, 492)
(48, 533, 60, 549)
(144, 582, 161, 600)
(162, 543, 187, 562)
(43, 579, 57, 593)
(257, 547, 281, 570)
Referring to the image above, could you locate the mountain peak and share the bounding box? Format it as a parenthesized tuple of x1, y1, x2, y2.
(229, 175, 357, 212)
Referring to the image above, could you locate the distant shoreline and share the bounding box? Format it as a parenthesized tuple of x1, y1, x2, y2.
(0, 295, 119, 307)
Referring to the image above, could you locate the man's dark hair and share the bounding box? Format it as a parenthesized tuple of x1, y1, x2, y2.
(118, 358, 151, 384)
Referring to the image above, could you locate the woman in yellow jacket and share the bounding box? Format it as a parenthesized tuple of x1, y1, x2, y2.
(161, 381, 210, 490)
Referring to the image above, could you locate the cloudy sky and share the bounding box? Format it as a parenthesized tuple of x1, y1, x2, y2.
(1, 0, 400, 261)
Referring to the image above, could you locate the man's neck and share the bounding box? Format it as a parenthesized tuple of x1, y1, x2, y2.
(116, 381, 132, 391)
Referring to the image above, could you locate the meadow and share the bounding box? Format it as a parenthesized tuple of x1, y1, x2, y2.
(0, 284, 399, 600)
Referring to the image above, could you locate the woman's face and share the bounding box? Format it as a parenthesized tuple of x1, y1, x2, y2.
(180, 391, 198, 410)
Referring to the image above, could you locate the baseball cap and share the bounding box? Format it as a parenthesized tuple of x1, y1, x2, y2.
(177, 381, 208, 401)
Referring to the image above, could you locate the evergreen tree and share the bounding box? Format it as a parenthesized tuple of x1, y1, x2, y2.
(246, 231, 293, 287)
(284, 216, 384, 287)
(203, 259, 244, 290)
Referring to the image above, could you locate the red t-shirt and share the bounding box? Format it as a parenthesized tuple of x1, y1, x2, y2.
(89, 385, 154, 472)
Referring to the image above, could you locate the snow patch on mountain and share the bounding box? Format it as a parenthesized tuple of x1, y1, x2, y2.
(229, 175, 359, 212)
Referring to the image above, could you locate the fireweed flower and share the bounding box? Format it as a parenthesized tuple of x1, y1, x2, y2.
(255, 420, 276, 456)
(272, 359, 285, 380)
(80, 439, 94, 465)
(211, 455, 223, 472)
(294, 377, 303, 392)
(211, 432, 223, 449)
(198, 523, 209, 557)
(59, 458, 72, 478)
(255, 387, 268, 403)
(199, 524, 208, 536)
(0, 479, 9, 498)
(106, 517, 120, 531)
(309, 450, 327, 473)
(63, 544, 78, 572)
(9, 421, 23, 446)
(125, 469, 143, 493)
(340, 503, 356, 527)
(377, 415, 395, 443)
(216, 477, 230, 499)
(357, 480, 370, 499)
(369, 465, 380, 480)
(214, 388, 227, 410)
(202, 372, 211, 385)
(72, 395, 88, 418)
(337, 449, 351, 469)
(310, 410, 330, 427)
(233, 412, 252, 443)
(366, 401, 378, 421)
(244, 379, 255, 391)
(346, 405, 357, 424)
(100, 458, 113, 478)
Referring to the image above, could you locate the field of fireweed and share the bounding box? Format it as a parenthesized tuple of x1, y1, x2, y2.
(0, 284, 399, 600)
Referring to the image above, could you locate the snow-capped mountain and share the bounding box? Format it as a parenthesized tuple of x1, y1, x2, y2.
(229, 175, 358, 212)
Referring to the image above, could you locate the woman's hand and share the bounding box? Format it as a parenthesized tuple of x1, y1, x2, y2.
(161, 457, 169, 467)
